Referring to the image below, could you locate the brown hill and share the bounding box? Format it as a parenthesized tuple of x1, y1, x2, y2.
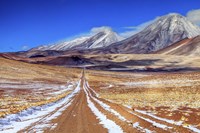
(155, 36, 200, 56)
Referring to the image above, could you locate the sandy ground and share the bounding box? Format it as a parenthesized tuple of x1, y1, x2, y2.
(1, 57, 200, 132)
(1, 70, 196, 133)
(86, 69, 200, 131)
(0, 57, 81, 118)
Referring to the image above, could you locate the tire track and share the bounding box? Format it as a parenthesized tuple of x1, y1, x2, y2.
(84, 80, 196, 133)
(84, 80, 154, 133)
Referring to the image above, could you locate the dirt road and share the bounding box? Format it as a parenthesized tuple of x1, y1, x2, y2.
(2, 69, 200, 133)
(47, 69, 198, 133)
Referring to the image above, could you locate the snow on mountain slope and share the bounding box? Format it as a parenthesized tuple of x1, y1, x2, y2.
(74, 29, 124, 49)
(32, 36, 90, 51)
(20, 13, 200, 57)
(155, 35, 200, 56)
(90, 30, 123, 48)
(102, 13, 200, 54)
(32, 28, 123, 51)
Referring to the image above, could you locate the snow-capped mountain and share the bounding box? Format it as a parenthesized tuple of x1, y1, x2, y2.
(32, 28, 123, 51)
(34, 36, 90, 51)
(17, 13, 200, 59)
(102, 13, 200, 54)
(74, 29, 124, 49)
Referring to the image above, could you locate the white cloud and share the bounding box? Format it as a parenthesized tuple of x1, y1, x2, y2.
(22, 45, 29, 50)
(186, 9, 200, 25)
(119, 18, 157, 38)
(62, 22, 155, 43)
(90, 26, 112, 33)
(57, 20, 156, 44)
(61, 26, 113, 42)
(56, 19, 157, 44)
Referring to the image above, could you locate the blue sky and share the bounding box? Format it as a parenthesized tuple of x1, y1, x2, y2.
(0, 0, 200, 52)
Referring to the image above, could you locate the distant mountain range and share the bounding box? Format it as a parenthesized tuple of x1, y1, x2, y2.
(100, 13, 200, 54)
(1, 13, 200, 71)
(26, 13, 200, 56)
(31, 28, 123, 51)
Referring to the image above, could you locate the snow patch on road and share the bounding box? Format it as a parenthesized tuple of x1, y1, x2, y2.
(133, 122, 153, 133)
(86, 81, 99, 97)
(84, 82, 127, 122)
(132, 112, 172, 130)
(136, 109, 200, 133)
(83, 83, 123, 133)
(85, 80, 155, 133)
(135, 110, 182, 125)
(0, 80, 81, 133)
(185, 125, 200, 133)
(123, 108, 173, 130)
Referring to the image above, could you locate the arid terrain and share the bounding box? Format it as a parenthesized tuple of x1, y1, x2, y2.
(0, 56, 200, 133)
(1, 1, 200, 132)
(0, 57, 81, 122)
(3, 53, 200, 72)
(87, 70, 200, 130)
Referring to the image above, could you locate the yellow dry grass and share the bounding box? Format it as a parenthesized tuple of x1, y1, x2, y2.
(0, 57, 81, 82)
(0, 57, 82, 118)
(0, 91, 72, 118)
(1, 55, 200, 118)
(83, 54, 200, 68)
(86, 69, 200, 109)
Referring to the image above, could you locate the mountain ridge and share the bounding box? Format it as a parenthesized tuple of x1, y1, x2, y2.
(3, 13, 200, 60)
(31, 28, 123, 51)
(98, 13, 200, 54)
